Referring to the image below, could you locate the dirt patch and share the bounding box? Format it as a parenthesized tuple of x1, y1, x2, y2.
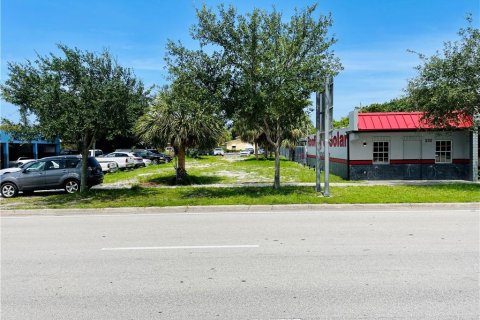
(216, 170, 269, 182)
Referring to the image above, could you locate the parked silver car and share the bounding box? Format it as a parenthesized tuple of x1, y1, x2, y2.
(0, 155, 103, 198)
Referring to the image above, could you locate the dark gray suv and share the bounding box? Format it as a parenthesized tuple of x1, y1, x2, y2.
(0, 155, 103, 198)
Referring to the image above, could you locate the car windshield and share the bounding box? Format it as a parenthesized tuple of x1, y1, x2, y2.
(20, 161, 37, 169)
(24, 161, 45, 172)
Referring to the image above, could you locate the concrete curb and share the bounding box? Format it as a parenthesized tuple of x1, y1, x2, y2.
(2, 202, 478, 216)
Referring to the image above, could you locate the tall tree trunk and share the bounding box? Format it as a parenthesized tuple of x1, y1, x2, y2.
(176, 144, 187, 184)
(80, 145, 89, 193)
(263, 119, 282, 188)
(273, 139, 281, 189)
(254, 141, 258, 160)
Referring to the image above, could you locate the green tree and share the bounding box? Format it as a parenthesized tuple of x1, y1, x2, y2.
(281, 112, 314, 160)
(136, 43, 225, 183)
(1, 44, 150, 192)
(358, 97, 417, 113)
(193, 4, 342, 188)
(218, 127, 232, 148)
(135, 86, 224, 184)
(332, 116, 349, 129)
(407, 16, 479, 127)
(232, 119, 265, 159)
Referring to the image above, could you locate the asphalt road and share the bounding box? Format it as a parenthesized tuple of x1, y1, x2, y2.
(2, 205, 479, 319)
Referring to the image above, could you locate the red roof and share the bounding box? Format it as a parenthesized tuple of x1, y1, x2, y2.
(357, 112, 472, 131)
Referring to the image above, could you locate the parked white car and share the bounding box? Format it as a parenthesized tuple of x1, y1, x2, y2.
(16, 158, 36, 167)
(89, 149, 104, 157)
(0, 159, 36, 175)
(239, 148, 254, 156)
(213, 148, 224, 156)
(95, 159, 119, 173)
(102, 152, 136, 170)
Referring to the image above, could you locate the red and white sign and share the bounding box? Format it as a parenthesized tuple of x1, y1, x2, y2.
(306, 128, 348, 162)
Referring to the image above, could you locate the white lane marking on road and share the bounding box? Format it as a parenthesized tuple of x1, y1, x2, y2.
(101, 244, 260, 251)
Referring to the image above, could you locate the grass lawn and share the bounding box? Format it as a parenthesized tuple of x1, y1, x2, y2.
(1, 184, 479, 210)
(1, 155, 478, 210)
(103, 155, 347, 186)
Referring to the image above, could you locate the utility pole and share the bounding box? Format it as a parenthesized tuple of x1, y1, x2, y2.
(472, 108, 479, 182)
(323, 77, 333, 197)
(315, 91, 322, 193)
(304, 122, 308, 166)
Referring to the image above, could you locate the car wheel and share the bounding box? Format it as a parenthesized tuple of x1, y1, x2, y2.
(152, 159, 159, 165)
(64, 179, 80, 194)
(1, 183, 18, 198)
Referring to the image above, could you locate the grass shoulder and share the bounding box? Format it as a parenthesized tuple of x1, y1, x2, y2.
(2, 156, 477, 210)
(2, 183, 478, 210)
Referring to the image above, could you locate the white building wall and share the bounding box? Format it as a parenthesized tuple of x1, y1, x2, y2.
(349, 131, 469, 161)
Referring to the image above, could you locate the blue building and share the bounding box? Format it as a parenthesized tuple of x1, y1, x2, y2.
(0, 131, 60, 168)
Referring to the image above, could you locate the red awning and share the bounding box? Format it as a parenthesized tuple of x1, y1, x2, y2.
(357, 112, 472, 131)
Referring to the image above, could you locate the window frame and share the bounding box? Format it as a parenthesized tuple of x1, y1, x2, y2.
(25, 161, 46, 172)
(44, 160, 64, 170)
(435, 140, 452, 164)
(372, 140, 390, 164)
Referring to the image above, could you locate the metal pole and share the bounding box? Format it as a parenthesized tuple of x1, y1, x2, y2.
(472, 110, 479, 182)
(323, 78, 331, 197)
(304, 122, 308, 166)
(315, 91, 322, 192)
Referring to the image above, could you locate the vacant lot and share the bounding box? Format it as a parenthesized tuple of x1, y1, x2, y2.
(1, 156, 479, 210)
(102, 156, 347, 186)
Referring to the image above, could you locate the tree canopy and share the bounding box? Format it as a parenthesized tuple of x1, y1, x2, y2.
(191, 4, 342, 188)
(358, 97, 418, 113)
(407, 16, 479, 128)
(1, 44, 150, 191)
(135, 42, 226, 184)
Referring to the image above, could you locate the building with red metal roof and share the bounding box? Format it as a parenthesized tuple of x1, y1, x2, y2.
(298, 110, 477, 181)
(356, 112, 473, 131)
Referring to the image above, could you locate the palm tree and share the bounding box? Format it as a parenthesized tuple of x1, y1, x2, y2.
(281, 113, 314, 161)
(233, 120, 265, 159)
(135, 88, 224, 184)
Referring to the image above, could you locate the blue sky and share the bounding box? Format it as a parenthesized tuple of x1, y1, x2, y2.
(1, 0, 479, 122)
